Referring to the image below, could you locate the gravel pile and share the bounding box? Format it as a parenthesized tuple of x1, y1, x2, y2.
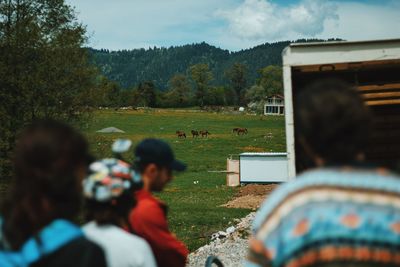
(187, 212, 255, 267)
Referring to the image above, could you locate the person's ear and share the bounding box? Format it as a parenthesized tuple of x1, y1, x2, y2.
(299, 136, 325, 167)
(40, 196, 52, 213)
(356, 153, 365, 162)
(75, 163, 87, 182)
(144, 163, 158, 179)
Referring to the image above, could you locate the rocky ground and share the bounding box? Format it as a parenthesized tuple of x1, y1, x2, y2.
(187, 183, 278, 267)
(187, 212, 256, 267)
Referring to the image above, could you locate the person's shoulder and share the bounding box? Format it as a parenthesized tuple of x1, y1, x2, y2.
(82, 221, 97, 233)
(121, 230, 153, 250)
(253, 168, 400, 229)
(267, 168, 400, 203)
(85, 223, 148, 248)
(64, 236, 103, 251)
(32, 237, 106, 267)
(134, 194, 163, 213)
(54, 236, 105, 257)
(295, 167, 400, 193)
(252, 168, 400, 231)
(96, 226, 156, 266)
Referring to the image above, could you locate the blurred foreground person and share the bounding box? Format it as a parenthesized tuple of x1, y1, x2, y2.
(129, 139, 189, 267)
(83, 158, 156, 267)
(0, 120, 107, 267)
(246, 80, 400, 267)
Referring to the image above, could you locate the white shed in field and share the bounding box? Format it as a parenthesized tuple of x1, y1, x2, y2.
(239, 153, 288, 183)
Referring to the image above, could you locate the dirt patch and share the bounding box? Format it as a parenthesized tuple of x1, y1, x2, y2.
(237, 184, 278, 197)
(222, 184, 278, 210)
(222, 195, 265, 210)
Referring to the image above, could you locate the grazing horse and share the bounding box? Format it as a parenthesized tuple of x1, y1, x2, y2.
(176, 130, 186, 139)
(237, 128, 248, 135)
(191, 130, 199, 138)
(200, 130, 210, 138)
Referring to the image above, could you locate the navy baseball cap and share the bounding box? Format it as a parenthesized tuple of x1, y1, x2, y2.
(134, 139, 187, 172)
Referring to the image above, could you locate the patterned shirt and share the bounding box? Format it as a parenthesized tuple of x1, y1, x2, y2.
(246, 167, 400, 267)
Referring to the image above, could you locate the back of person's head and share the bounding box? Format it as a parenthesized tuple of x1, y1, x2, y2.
(1, 119, 90, 250)
(83, 159, 137, 227)
(133, 139, 186, 192)
(295, 79, 372, 166)
(134, 138, 186, 174)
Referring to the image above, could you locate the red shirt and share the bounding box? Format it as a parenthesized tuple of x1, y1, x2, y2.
(129, 190, 189, 267)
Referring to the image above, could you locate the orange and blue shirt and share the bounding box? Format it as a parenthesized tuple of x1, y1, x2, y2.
(246, 168, 400, 267)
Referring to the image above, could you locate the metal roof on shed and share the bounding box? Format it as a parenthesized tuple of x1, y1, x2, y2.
(282, 38, 400, 66)
(240, 152, 287, 156)
(290, 38, 400, 47)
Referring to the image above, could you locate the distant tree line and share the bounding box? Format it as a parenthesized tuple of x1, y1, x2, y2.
(88, 62, 284, 109)
(89, 38, 342, 90)
(89, 38, 342, 109)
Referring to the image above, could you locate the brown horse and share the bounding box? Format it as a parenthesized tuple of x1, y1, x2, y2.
(200, 130, 210, 138)
(232, 128, 240, 134)
(191, 130, 199, 138)
(176, 130, 186, 139)
(237, 128, 248, 135)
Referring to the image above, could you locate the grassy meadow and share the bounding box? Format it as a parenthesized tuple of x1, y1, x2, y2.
(85, 108, 286, 251)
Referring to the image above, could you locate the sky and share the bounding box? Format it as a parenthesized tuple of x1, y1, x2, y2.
(66, 0, 400, 51)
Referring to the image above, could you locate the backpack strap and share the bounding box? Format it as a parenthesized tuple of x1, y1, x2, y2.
(0, 219, 83, 267)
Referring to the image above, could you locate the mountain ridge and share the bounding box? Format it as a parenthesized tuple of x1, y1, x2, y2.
(89, 38, 341, 90)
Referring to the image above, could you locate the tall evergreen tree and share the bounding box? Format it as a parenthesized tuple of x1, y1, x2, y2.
(189, 63, 213, 107)
(225, 62, 248, 105)
(137, 81, 157, 107)
(165, 73, 192, 107)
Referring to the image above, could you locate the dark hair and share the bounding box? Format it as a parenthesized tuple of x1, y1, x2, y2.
(85, 192, 135, 227)
(295, 79, 372, 165)
(1, 120, 90, 249)
(135, 161, 162, 174)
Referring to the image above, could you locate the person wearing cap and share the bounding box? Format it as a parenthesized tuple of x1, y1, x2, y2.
(129, 138, 189, 267)
(83, 158, 157, 267)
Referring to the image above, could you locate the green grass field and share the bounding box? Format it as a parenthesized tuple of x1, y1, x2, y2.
(85, 109, 286, 251)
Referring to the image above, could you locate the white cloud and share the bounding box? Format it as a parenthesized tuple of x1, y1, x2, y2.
(318, 1, 400, 42)
(66, 0, 400, 51)
(66, 0, 236, 50)
(217, 0, 338, 41)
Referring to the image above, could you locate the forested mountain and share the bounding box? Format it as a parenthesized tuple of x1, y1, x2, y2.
(89, 39, 340, 90)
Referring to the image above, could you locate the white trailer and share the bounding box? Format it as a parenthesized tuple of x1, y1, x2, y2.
(283, 39, 400, 179)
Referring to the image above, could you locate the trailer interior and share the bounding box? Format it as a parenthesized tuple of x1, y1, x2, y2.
(291, 59, 400, 173)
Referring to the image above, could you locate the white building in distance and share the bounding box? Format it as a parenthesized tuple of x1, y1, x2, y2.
(264, 94, 284, 115)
